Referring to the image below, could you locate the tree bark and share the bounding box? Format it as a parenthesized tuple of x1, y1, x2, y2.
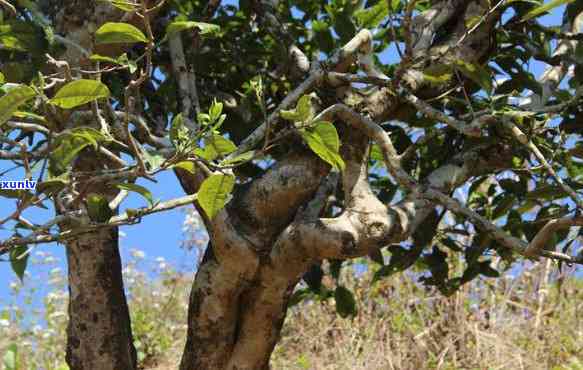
(65, 228, 137, 370)
(175, 2, 506, 369)
(61, 150, 137, 370)
(42, 3, 138, 369)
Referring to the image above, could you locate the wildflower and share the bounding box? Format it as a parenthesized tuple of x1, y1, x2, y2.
(130, 249, 146, 260)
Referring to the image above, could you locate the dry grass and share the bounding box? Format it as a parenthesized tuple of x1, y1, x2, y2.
(272, 263, 583, 370)
(1, 251, 581, 370)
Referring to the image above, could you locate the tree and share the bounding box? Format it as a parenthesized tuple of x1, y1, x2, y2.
(0, 0, 582, 369)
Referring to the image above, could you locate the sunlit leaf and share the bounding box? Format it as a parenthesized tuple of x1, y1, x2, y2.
(198, 174, 235, 219)
(0, 20, 43, 52)
(521, 0, 576, 21)
(220, 151, 256, 166)
(95, 22, 147, 44)
(166, 21, 220, 37)
(86, 193, 113, 222)
(100, 0, 139, 11)
(49, 128, 108, 175)
(0, 85, 35, 125)
(280, 95, 313, 122)
(49, 79, 110, 109)
(172, 161, 196, 174)
(204, 135, 237, 158)
(170, 113, 188, 148)
(90, 53, 137, 73)
(355, 0, 388, 28)
(117, 183, 155, 207)
(300, 121, 345, 170)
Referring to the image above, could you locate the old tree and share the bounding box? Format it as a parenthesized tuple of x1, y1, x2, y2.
(1, 0, 583, 368)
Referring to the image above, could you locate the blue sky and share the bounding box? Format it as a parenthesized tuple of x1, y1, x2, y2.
(0, 3, 574, 307)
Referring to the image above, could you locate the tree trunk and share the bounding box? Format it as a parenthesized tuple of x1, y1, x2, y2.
(62, 150, 137, 370)
(65, 228, 137, 370)
(41, 3, 138, 368)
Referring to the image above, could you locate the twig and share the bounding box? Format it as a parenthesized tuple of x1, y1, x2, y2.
(0, 192, 199, 252)
(504, 119, 583, 211)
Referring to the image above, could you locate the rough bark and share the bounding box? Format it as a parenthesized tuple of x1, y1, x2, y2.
(43, 3, 138, 369)
(175, 2, 507, 369)
(61, 149, 137, 370)
(65, 228, 137, 370)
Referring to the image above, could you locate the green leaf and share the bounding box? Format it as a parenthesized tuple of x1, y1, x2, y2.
(280, 95, 313, 122)
(368, 248, 385, 265)
(521, 0, 576, 21)
(170, 113, 188, 148)
(10, 245, 29, 282)
(95, 22, 147, 44)
(0, 20, 43, 52)
(454, 60, 492, 94)
(370, 144, 384, 162)
(2, 343, 17, 370)
(172, 161, 196, 174)
(198, 174, 235, 219)
(117, 183, 155, 207)
(390, 0, 401, 11)
(220, 151, 256, 166)
(12, 111, 46, 123)
(0, 85, 35, 126)
(373, 242, 427, 284)
(204, 135, 237, 158)
(49, 128, 109, 175)
(334, 286, 357, 318)
(90, 53, 137, 73)
(209, 100, 224, 121)
(143, 150, 166, 171)
(49, 79, 110, 109)
(37, 175, 69, 196)
(86, 193, 114, 222)
(100, 0, 139, 11)
(0, 72, 4, 84)
(69, 127, 108, 148)
(166, 21, 220, 37)
(355, 0, 388, 28)
(303, 263, 324, 292)
(465, 15, 482, 28)
(300, 121, 345, 170)
(423, 64, 454, 86)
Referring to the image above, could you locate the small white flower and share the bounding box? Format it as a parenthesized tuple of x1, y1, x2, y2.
(42, 329, 56, 339)
(130, 249, 145, 260)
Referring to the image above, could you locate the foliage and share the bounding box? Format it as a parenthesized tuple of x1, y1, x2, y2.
(1, 0, 583, 366)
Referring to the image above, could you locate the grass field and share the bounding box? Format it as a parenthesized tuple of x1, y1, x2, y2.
(1, 251, 581, 370)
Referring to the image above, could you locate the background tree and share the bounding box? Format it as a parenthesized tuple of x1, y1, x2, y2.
(0, 0, 582, 369)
